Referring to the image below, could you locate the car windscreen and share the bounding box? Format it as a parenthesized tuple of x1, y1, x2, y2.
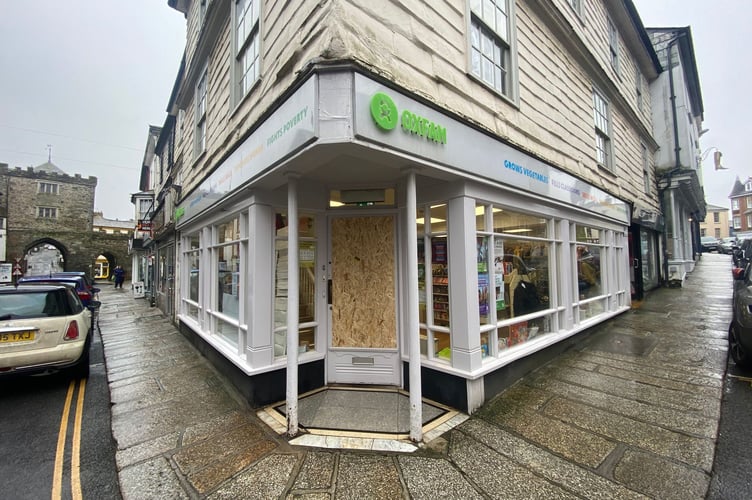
(0, 290, 71, 318)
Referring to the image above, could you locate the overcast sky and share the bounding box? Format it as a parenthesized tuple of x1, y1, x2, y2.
(0, 1, 185, 220)
(0, 2, 746, 220)
(632, 0, 751, 209)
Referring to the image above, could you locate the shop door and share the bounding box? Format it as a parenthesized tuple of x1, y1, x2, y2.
(327, 215, 400, 385)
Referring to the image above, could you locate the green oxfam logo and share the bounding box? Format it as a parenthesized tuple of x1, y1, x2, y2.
(369, 92, 447, 145)
(370, 92, 399, 130)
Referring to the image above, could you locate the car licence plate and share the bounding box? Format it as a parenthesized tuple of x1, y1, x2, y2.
(0, 331, 36, 343)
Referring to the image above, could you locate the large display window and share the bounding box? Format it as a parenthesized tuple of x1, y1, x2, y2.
(273, 212, 317, 358)
(180, 214, 249, 354)
(484, 205, 554, 355)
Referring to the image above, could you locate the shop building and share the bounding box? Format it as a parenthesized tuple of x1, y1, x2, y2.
(648, 27, 707, 286)
(162, 0, 666, 428)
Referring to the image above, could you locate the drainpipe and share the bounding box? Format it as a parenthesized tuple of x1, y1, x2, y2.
(668, 39, 681, 171)
(659, 34, 683, 285)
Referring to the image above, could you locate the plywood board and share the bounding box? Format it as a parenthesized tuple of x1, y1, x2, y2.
(331, 216, 396, 348)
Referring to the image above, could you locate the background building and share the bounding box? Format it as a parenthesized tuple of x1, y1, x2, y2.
(729, 176, 752, 239)
(0, 161, 130, 280)
(699, 204, 730, 240)
(648, 27, 706, 286)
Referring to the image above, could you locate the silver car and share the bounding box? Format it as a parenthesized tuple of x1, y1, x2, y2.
(0, 284, 96, 378)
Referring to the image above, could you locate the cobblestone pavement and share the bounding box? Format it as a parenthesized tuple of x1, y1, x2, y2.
(99, 253, 732, 499)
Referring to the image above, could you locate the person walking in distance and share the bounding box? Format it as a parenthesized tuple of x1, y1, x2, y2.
(114, 265, 125, 289)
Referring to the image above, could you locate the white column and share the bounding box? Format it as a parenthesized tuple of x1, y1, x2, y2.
(286, 174, 300, 437)
(405, 170, 422, 442)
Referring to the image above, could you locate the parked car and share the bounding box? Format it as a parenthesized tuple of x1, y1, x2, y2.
(720, 237, 739, 254)
(730, 263, 752, 369)
(701, 236, 721, 252)
(734, 238, 752, 268)
(51, 272, 100, 297)
(0, 284, 98, 378)
(17, 275, 96, 307)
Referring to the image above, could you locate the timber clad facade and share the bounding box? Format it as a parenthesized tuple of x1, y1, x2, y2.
(156, 0, 698, 418)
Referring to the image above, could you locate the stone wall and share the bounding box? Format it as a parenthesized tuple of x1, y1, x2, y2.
(1, 165, 130, 277)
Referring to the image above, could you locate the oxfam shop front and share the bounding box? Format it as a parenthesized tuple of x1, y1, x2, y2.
(174, 70, 631, 422)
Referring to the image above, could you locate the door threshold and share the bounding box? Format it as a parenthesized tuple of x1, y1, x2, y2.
(257, 385, 468, 452)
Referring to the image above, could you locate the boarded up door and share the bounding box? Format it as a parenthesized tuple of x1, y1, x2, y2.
(329, 215, 399, 384)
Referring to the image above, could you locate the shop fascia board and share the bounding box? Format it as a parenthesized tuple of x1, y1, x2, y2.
(175, 69, 631, 228)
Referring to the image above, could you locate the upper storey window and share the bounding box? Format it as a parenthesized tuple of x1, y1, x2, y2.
(608, 16, 619, 73)
(469, 0, 516, 101)
(38, 182, 59, 194)
(568, 0, 582, 17)
(195, 66, 208, 156)
(592, 89, 613, 171)
(234, 0, 261, 103)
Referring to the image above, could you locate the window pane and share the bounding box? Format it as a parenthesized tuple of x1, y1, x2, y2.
(477, 236, 490, 325)
(275, 212, 315, 238)
(216, 317, 238, 347)
(189, 253, 200, 302)
(493, 208, 548, 238)
(429, 205, 447, 233)
(218, 217, 241, 243)
(575, 226, 603, 300)
(217, 243, 240, 320)
(431, 238, 449, 328)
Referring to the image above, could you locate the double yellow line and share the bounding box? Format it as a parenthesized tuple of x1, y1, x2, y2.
(52, 378, 86, 500)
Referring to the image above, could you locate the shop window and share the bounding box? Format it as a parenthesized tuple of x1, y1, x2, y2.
(418, 204, 451, 361)
(214, 217, 243, 347)
(491, 208, 552, 354)
(574, 225, 607, 320)
(273, 212, 317, 357)
(183, 232, 201, 322)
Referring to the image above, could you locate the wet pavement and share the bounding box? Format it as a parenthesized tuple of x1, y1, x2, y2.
(98, 253, 733, 499)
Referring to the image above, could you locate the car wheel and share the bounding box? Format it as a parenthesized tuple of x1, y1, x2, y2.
(729, 323, 752, 369)
(70, 337, 91, 380)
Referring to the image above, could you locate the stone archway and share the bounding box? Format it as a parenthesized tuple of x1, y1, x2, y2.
(23, 238, 68, 276)
(95, 251, 117, 280)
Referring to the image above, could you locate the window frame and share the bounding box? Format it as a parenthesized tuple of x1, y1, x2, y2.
(38, 182, 59, 195)
(635, 72, 644, 112)
(195, 65, 208, 157)
(641, 143, 650, 194)
(37, 206, 58, 219)
(607, 15, 619, 73)
(467, 0, 518, 103)
(568, 0, 582, 16)
(232, 0, 261, 106)
(592, 88, 614, 171)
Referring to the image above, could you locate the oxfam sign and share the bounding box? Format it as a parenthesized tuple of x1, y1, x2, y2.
(370, 92, 447, 145)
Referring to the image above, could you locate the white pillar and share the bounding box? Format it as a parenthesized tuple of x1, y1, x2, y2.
(405, 170, 423, 442)
(286, 174, 300, 437)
